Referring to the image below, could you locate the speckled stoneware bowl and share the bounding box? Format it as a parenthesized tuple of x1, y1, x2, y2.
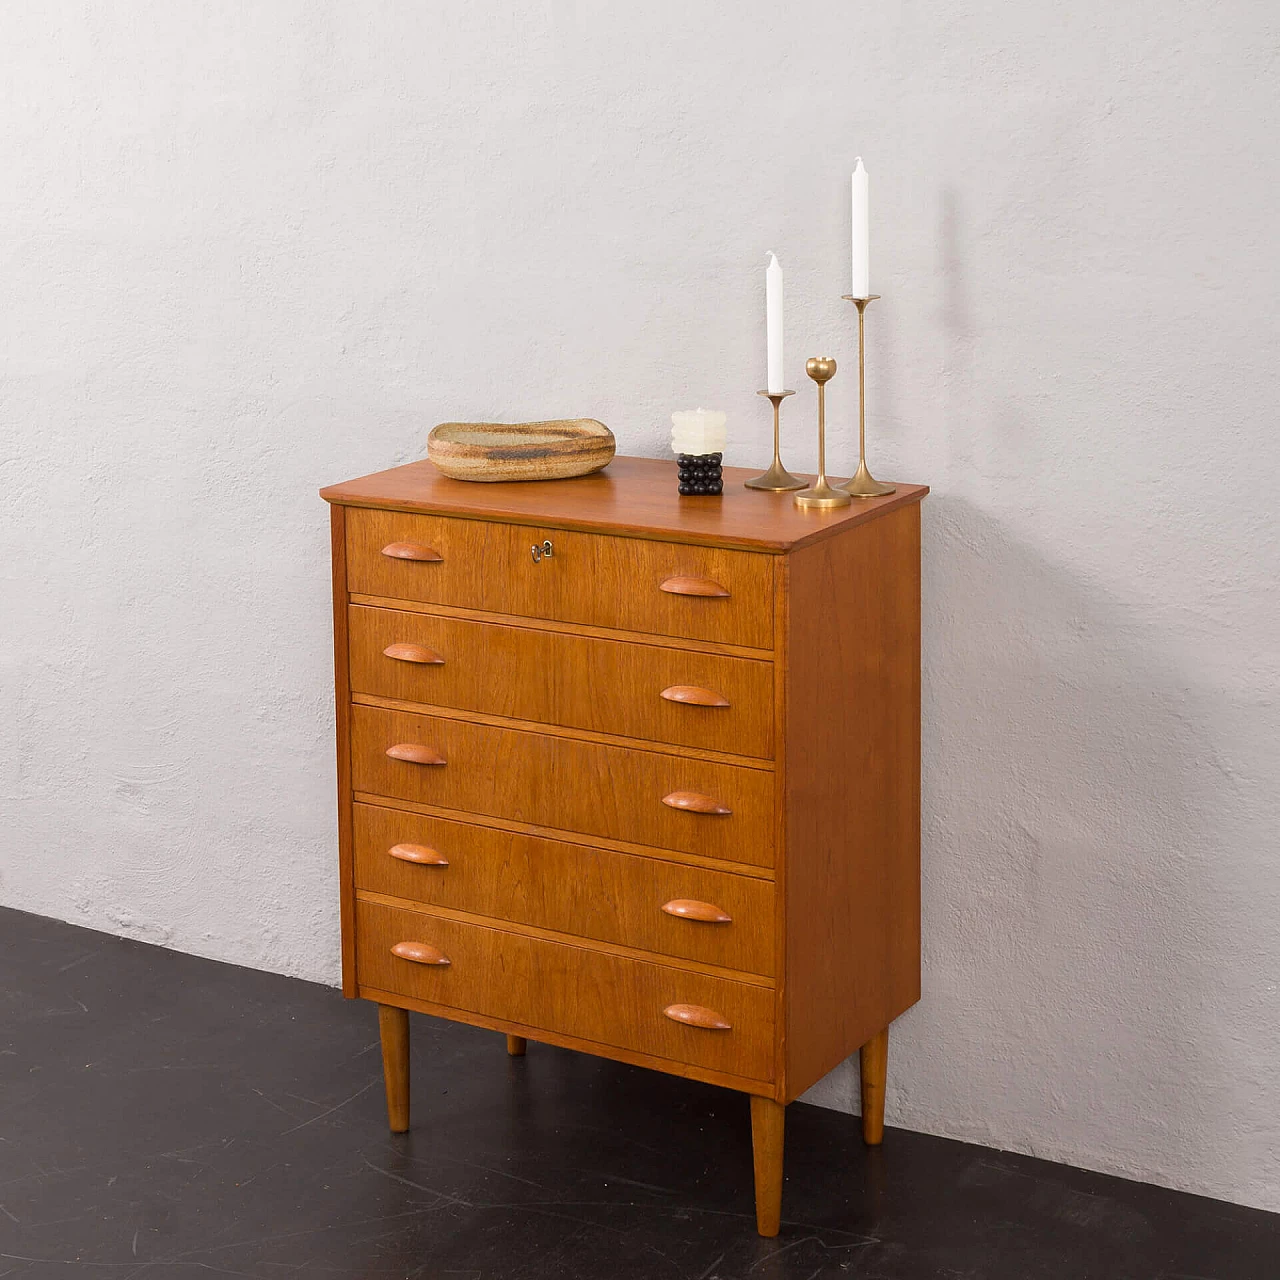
(426, 419, 615, 483)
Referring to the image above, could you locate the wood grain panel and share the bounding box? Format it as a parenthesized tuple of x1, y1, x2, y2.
(321, 454, 929, 555)
(348, 604, 773, 759)
(344, 506, 774, 648)
(350, 704, 775, 867)
(356, 898, 775, 1081)
(783, 500, 922, 1100)
(353, 802, 775, 974)
(330, 504, 357, 998)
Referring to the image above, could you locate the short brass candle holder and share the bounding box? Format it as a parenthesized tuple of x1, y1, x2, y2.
(840, 295, 896, 499)
(745, 390, 806, 492)
(794, 357, 852, 510)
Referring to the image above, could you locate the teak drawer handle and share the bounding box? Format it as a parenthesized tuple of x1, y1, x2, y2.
(659, 575, 730, 599)
(662, 899, 732, 924)
(662, 790, 732, 816)
(389, 843, 449, 866)
(660, 685, 730, 708)
(383, 642, 445, 665)
(386, 743, 447, 766)
(663, 1003, 732, 1031)
(381, 541, 443, 562)
(391, 941, 451, 966)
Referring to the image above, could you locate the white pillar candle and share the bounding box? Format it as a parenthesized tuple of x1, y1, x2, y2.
(671, 409, 727, 456)
(851, 157, 870, 299)
(766, 252, 784, 394)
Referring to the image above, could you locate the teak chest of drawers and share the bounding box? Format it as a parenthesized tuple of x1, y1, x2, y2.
(321, 456, 926, 1236)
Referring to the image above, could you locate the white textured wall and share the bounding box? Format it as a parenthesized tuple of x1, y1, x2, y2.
(3, 1, 1277, 1213)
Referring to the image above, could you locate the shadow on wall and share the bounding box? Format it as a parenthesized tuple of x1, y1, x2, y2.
(804, 490, 1276, 1205)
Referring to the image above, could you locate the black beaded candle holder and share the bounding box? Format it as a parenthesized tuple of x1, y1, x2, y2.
(676, 452, 723, 496)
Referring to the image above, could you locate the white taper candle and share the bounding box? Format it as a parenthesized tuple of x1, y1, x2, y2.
(851, 158, 870, 298)
(766, 252, 784, 394)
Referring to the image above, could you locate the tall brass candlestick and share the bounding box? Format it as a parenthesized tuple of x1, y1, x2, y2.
(794, 357, 851, 509)
(840, 295, 896, 498)
(745, 390, 805, 491)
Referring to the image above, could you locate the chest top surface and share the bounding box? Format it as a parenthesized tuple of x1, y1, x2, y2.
(321, 455, 927, 553)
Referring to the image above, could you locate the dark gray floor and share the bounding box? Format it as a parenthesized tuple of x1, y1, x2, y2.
(1, 906, 1276, 1279)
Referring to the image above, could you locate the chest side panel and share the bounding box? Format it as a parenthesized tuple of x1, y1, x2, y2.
(782, 500, 922, 1100)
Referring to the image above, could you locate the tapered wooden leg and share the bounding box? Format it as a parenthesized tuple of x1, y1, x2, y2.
(860, 1027, 888, 1146)
(378, 1004, 410, 1133)
(750, 1095, 785, 1237)
(506, 1035, 527, 1056)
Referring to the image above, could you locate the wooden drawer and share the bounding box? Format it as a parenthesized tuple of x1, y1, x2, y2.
(354, 802, 775, 975)
(351, 704, 775, 867)
(348, 604, 774, 760)
(356, 898, 774, 1081)
(345, 507, 774, 650)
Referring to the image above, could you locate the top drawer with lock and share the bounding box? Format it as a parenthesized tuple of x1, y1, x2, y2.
(345, 507, 775, 651)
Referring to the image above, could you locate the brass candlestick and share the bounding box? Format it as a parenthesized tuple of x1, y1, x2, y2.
(840, 295, 896, 498)
(794, 357, 851, 509)
(745, 390, 805, 491)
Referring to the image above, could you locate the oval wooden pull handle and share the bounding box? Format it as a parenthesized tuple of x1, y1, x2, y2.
(662, 790, 731, 815)
(381, 541, 443, 562)
(391, 941, 451, 966)
(663, 1003, 732, 1031)
(660, 685, 730, 708)
(659, 575, 730, 598)
(389, 843, 449, 867)
(386, 743, 447, 766)
(662, 898, 732, 924)
(383, 643, 445, 665)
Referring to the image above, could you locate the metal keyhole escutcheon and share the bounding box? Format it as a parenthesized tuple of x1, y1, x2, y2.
(530, 540, 554, 563)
